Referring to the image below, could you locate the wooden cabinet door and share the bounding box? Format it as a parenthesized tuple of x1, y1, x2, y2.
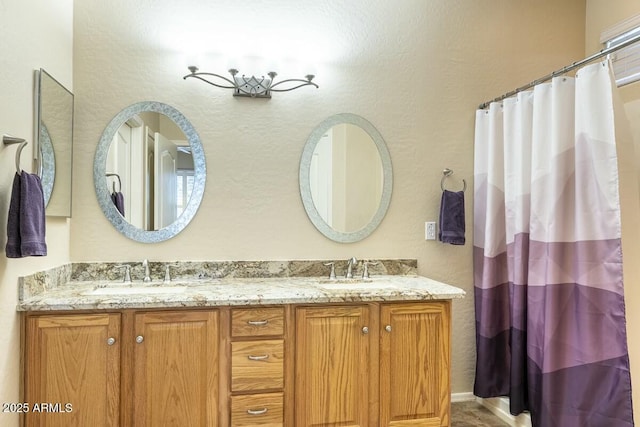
(25, 313, 121, 427)
(295, 305, 371, 427)
(133, 310, 219, 427)
(379, 302, 451, 427)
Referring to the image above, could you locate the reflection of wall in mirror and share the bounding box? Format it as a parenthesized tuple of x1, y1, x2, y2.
(335, 124, 383, 232)
(311, 124, 384, 233)
(40, 71, 73, 216)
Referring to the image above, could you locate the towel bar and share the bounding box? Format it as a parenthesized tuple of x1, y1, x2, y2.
(106, 173, 122, 193)
(3, 135, 29, 175)
(441, 168, 466, 192)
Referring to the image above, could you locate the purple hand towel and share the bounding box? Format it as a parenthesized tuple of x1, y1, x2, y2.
(111, 192, 125, 216)
(5, 173, 22, 257)
(19, 172, 47, 256)
(438, 190, 465, 245)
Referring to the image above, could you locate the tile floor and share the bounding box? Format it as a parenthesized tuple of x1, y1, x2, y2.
(451, 401, 511, 427)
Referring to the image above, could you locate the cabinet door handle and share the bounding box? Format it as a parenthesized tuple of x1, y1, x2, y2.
(247, 320, 268, 326)
(247, 408, 268, 416)
(107, 337, 116, 346)
(385, 325, 392, 333)
(362, 326, 369, 334)
(136, 335, 144, 344)
(247, 354, 270, 361)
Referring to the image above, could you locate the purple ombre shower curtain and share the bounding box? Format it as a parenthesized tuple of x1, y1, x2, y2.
(473, 61, 634, 427)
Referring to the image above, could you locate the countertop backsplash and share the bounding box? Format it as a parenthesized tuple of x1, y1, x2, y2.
(20, 259, 418, 300)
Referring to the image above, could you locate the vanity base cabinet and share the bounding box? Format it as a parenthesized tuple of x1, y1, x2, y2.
(24, 313, 121, 427)
(380, 302, 451, 427)
(294, 301, 451, 427)
(294, 305, 373, 427)
(22, 301, 451, 427)
(133, 310, 219, 427)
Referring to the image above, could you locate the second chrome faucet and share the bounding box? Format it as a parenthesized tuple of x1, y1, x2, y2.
(324, 257, 379, 279)
(142, 259, 151, 282)
(345, 257, 358, 279)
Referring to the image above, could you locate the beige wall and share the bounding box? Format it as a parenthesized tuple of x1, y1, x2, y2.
(586, 0, 640, 419)
(0, 1, 73, 426)
(70, 0, 585, 396)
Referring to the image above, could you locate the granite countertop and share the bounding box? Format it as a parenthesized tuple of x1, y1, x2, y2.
(17, 260, 466, 312)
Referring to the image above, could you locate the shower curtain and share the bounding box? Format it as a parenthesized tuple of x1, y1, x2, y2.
(473, 61, 634, 427)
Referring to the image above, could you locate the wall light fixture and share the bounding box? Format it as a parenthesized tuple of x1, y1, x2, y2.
(183, 66, 318, 98)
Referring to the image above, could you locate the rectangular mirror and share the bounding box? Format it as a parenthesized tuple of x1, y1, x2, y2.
(36, 68, 74, 217)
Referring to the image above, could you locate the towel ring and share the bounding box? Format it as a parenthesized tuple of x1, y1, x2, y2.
(441, 168, 466, 192)
(106, 173, 122, 193)
(3, 135, 29, 175)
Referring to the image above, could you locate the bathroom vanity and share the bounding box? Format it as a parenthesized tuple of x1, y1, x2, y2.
(18, 260, 465, 427)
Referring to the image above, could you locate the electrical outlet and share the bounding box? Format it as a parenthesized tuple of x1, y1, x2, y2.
(425, 222, 437, 240)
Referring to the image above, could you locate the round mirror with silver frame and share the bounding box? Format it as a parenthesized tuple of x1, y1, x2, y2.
(299, 113, 393, 243)
(94, 101, 206, 243)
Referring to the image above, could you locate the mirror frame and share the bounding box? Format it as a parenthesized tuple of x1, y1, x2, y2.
(94, 101, 206, 243)
(39, 124, 55, 206)
(299, 113, 393, 243)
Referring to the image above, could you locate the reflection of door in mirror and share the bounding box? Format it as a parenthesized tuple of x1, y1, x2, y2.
(311, 123, 383, 233)
(106, 112, 195, 231)
(154, 132, 177, 229)
(106, 116, 145, 228)
(310, 132, 333, 226)
(176, 147, 195, 218)
(144, 128, 154, 230)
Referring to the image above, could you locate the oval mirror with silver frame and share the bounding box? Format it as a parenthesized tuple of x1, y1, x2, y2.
(94, 101, 206, 243)
(299, 113, 393, 243)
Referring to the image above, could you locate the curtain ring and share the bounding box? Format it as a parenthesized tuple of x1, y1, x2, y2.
(441, 168, 466, 192)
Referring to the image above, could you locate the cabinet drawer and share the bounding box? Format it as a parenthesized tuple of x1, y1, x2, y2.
(231, 307, 284, 337)
(231, 340, 284, 391)
(231, 392, 283, 427)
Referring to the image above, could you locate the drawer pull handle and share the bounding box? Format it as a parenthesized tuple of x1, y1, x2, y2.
(247, 320, 269, 326)
(247, 408, 268, 416)
(248, 354, 270, 361)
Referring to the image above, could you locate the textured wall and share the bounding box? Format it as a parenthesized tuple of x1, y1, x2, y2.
(71, 0, 585, 394)
(0, 1, 73, 426)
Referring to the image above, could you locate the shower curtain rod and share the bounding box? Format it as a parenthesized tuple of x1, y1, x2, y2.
(478, 32, 640, 109)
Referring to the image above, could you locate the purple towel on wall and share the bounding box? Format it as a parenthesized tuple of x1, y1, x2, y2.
(111, 192, 125, 216)
(5, 173, 22, 257)
(439, 190, 465, 245)
(5, 172, 47, 258)
(19, 172, 47, 256)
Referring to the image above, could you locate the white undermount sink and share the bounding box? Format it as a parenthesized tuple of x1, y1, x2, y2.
(84, 286, 188, 296)
(318, 279, 397, 290)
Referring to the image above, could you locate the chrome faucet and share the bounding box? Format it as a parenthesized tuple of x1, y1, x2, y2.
(345, 257, 358, 279)
(362, 261, 379, 279)
(323, 262, 337, 279)
(142, 259, 151, 282)
(115, 264, 132, 284)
